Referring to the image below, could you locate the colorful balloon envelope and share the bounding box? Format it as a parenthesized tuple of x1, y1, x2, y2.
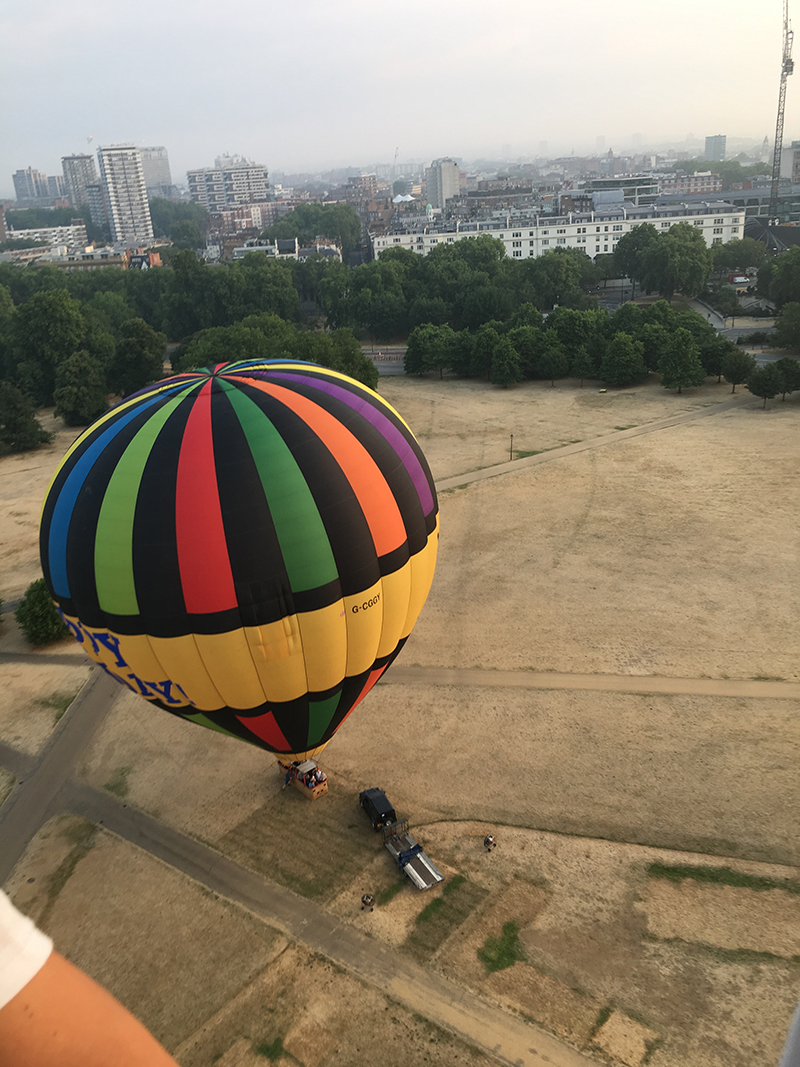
(40, 360, 439, 760)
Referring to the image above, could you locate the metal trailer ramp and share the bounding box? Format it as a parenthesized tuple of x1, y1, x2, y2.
(382, 819, 444, 890)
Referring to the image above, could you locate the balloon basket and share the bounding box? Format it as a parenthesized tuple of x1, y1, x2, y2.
(278, 758, 329, 800)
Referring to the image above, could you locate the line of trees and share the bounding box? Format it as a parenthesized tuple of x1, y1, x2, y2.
(403, 299, 800, 402)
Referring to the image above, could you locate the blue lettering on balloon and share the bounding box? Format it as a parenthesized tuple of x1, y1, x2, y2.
(61, 614, 196, 708)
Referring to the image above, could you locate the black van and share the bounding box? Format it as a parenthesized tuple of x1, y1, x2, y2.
(359, 788, 396, 831)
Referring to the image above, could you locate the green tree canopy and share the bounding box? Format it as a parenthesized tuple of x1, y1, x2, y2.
(721, 349, 757, 393)
(600, 332, 647, 387)
(8, 288, 86, 405)
(746, 363, 782, 407)
(107, 318, 167, 396)
(658, 328, 707, 393)
(0, 380, 52, 454)
(773, 356, 800, 399)
(262, 203, 361, 260)
(490, 337, 523, 388)
(53, 351, 108, 425)
(148, 198, 208, 240)
(639, 222, 713, 302)
(774, 302, 800, 350)
(613, 223, 660, 296)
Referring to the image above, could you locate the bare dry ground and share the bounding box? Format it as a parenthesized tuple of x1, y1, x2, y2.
(2, 376, 800, 1066)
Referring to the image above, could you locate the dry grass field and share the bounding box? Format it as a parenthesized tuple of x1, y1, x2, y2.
(2, 373, 800, 1067)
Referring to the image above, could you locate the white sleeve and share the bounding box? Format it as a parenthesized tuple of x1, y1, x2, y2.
(0, 890, 53, 1010)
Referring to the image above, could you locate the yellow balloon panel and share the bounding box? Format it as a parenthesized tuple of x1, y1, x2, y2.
(343, 581, 384, 676)
(295, 601, 348, 693)
(194, 628, 268, 710)
(148, 634, 227, 710)
(376, 565, 413, 660)
(244, 618, 309, 704)
(402, 524, 440, 638)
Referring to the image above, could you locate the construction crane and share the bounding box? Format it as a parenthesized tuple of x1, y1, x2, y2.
(769, 0, 794, 224)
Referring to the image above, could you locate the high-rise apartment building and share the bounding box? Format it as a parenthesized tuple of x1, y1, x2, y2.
(62, 154, 100, 208)
(425, 158, 460, 209)
(47, 175, 67, 198)
(187, 159, 269, 210)
(13, 167, 49, 200)
(704, 135, 726, 162)
(86, 183, 109, 229)
(97, 145, 154, 246)
(140, 146, 173, 193)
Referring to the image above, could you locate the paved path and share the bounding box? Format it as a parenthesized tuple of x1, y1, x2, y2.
(435, 393, 754, 491)
(386, 665, 800, 701)
(0, 671, 120, 883)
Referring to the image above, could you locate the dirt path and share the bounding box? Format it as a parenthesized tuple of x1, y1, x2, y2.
(386, 666, 800, 700)
(434, 393, 755, 490)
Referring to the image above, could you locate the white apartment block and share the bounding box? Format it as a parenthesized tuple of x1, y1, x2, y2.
(98, 145, 154, 246)
(140, 146, 172, 191)
(658, 172, 723, 196)
(372, 202, 743, 261)
(6, 222, 88, 248)
(187, 163, 269, 210)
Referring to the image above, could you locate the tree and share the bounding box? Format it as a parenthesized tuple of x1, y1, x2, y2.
(711, 237, 768, 276)
(15, 578, 70, 645)
(774, 302, 800, 350)
(657, 328, 706, 394)
(8, 288, 86, 405)
(701, 334, 737, 381)
(470, 326, 501, 379)
(766, 246, 800, 309)
(599, 333, 647, 387)
(773, 356, 800, 399)
(507, 325, 540, 378)
(639, 222, 713, 302)
(326, 328, 378, 389)
(0, 380, 52, 454)
(536, 329, 569, 385)
(490, 338, 523, 388)
(746, 363, 782, 408)
(53, 351, 108, 425)
(107, 319, 167, 396)
(170, 220, 205, 250)
(262, 203, 361, 261)
(174, 325, 272, 372)
(570, 345, 596, 386)
(613, 223, 660, 298)
(721, 349, 757, 393)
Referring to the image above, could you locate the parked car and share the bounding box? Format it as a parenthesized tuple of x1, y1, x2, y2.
(359, 788, 396, 831)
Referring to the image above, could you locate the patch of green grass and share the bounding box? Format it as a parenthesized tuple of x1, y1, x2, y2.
(404, 877, 488, 961)
(589, 1005, 613, 1039)
(643, 931, 799, 965)
(36, 689, 80, 724)
(752, 674, 785, 681)
(614, 424, 635, 430)
(39, 821, 97, 927)
(642, 1036, 664, 1064)
(377, 879, 407, 906)
(477, 920, 526, 973)
(514, 449, 541, 459)
(647, 862, 800, 895)
(104, 766, 132, 798)
(255, 1037, 284, 1060)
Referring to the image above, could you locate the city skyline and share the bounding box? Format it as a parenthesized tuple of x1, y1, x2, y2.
(2, 0, 797, 200)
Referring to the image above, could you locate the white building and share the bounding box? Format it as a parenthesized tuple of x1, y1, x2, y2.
(187, 161, 269, 211)
(140, 146, 173, 193)
(97, 145, 154, 246)
(371, 202, 743, 261)
(62, 154, 99, 209)
(6, 221, 88, 248)
(425, 158, 460, 209)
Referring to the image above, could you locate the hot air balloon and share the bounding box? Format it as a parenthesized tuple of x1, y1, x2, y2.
(40, 360, 438, 761)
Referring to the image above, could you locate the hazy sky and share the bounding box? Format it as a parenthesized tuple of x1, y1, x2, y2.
(2, 0, 797, 198)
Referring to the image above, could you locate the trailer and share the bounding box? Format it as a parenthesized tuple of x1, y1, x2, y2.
(278, 758, 329, 799)
(381, 818, 444, 890)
